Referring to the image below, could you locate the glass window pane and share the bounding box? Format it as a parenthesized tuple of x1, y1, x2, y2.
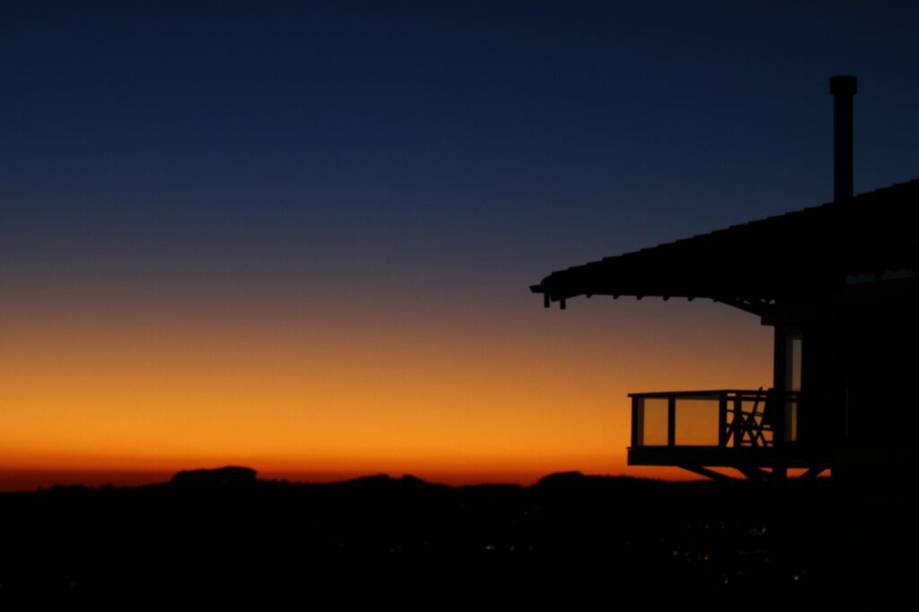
(641, 398, 669, 446)
(785, 333, 802, 392)
(675, 399, 720, 446)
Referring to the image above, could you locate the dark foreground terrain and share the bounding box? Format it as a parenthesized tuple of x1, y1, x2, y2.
(1, 467, 913, 600)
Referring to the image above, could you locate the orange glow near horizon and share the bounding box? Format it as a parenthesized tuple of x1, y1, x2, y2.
(1, 292, 772, 491)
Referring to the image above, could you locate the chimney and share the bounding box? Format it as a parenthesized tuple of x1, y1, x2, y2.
(830, 75, 857, 202)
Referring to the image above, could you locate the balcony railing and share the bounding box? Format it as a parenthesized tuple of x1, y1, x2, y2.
(629, 389, 799, 449)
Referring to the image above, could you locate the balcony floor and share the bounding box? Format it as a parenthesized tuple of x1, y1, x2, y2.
(628, 445, 830, 470)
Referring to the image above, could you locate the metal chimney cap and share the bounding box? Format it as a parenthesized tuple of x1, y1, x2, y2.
(830, 75, 858, 96)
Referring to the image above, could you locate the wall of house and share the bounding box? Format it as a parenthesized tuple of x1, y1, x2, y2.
(835, 280, 918, 481)
(775, 278, 917, 481)
(799, 317, 845, 450)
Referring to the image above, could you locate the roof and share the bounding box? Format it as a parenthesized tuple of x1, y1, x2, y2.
(531, 178, 919, 309)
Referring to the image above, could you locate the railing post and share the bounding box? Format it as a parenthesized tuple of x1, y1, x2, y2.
(667, 396, 676, 447)
(631, 396, 643, 447)
(733, 396, 743, 446)
(718, 393, 728, 447)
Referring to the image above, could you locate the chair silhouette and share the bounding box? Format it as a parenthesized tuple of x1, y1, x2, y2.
(732, 388, 774, 447)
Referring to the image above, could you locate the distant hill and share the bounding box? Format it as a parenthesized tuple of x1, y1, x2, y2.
(170, 465, 258, 489)
(0, 466, 912, 597)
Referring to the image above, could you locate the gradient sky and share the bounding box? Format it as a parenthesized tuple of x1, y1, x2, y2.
(3, 2, 918, 489)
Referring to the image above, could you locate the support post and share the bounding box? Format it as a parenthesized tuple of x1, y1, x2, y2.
(773, 328, 789, 479)
(667, 396, 676, 447)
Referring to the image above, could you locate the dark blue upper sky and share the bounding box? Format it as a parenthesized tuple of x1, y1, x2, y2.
(3, 1, 919, 307)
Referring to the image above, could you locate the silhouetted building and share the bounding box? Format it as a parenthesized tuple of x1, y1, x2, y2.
(531, 76, 917, 481)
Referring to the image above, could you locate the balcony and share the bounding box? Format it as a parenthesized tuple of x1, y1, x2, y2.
(627, 389, 823, 479)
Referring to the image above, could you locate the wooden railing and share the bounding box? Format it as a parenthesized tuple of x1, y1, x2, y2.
(629, 389, 799, 449)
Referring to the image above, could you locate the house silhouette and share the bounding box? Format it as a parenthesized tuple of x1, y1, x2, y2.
(531, 76, 917, 481)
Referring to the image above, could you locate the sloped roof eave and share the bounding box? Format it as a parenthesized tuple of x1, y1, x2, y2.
(531, 178, 919, 306)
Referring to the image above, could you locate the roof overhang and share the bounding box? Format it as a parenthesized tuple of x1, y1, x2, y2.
(531, 179, 919, 312)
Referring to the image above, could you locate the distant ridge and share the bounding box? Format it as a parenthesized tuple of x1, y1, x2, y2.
(169, 465, 257, 489)
(1, 464, 895, 596)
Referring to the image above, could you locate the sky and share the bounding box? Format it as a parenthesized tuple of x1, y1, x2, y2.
(2, 1, 918, 489)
